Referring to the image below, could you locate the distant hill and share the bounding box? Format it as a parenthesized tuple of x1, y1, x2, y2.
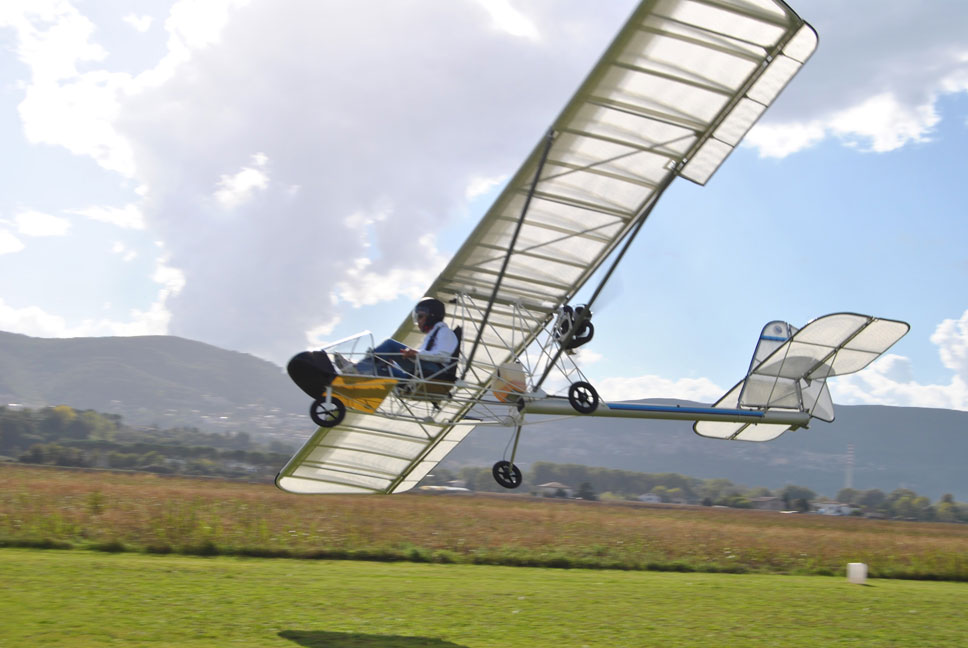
(2, 330, 965, 500)
(0, 330, 306, 436)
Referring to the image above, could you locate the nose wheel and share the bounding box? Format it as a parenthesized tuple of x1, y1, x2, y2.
(310, 396, 346, 428)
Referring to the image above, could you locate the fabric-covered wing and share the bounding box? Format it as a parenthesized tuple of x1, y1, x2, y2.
(394, 0, 817, 377)
(276, 411, 475, 494)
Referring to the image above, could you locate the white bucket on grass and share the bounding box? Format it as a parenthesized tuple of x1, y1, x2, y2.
(847, 562, 868, 584)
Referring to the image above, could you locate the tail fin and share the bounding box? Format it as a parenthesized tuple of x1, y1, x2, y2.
(737, 319, 835, 423)
(695, 313, 909, 442)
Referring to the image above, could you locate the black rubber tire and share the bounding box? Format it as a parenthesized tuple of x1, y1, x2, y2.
(492, 460, 523, 489)
(310, 396, 346, 428)
(568, 381, 599, 414)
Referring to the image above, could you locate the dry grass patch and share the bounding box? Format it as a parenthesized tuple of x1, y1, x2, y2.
(2, 464, 966, 579)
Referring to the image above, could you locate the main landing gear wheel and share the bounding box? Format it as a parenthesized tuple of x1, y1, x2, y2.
(492, 460, 523, 489)
(568, 381, 599, 414)
(310, 396, 346, 428)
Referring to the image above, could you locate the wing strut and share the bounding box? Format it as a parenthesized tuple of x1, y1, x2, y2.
(461, 128, 557, 379)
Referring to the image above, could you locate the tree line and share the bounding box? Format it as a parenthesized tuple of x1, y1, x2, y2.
(0, 405, 291, 480)
(423, 461, 968, 523)
(4, 405, 965, 523)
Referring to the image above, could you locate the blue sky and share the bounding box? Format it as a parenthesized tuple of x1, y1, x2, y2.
(1, 0, 966, 411)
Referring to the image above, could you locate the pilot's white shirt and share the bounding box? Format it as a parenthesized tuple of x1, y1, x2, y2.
(417, 321, 459, 364)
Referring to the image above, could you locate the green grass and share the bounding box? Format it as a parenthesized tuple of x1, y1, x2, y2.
(2, 548, 967, 647)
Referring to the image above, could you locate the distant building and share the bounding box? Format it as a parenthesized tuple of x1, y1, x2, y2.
(418, 485, 470, 493)
(537, 481, 572, 498)
(750, 496, 785, 511)
(637, 493, 662, 503)
(814, 502, 856, 516)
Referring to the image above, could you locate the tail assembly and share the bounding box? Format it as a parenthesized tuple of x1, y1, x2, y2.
(694, 313, 909, 442)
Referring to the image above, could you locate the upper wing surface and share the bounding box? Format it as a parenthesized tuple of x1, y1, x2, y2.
(396, 0, 817, 380)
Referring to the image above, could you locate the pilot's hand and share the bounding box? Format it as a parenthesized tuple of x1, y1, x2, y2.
(401, 347, 417, 359)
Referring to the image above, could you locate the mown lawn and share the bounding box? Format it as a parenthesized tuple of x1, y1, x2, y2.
(2, 464, 967, 579)
(2, 549, 967, 647)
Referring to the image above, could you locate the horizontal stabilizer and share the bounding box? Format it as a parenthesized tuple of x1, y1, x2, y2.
(695, 313, 909, 442)
(744, 313, 910, 382)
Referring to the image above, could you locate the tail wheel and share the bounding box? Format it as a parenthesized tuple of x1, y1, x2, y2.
(310, 396, 346, 428)
(492, 460, 523, 489)
(568, 381, 599, 414)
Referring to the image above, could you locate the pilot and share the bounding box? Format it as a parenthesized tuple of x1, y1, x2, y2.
(354, 297, 459, 379)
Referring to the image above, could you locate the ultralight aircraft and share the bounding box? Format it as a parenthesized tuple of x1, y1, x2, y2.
(276, 0, 909, 495)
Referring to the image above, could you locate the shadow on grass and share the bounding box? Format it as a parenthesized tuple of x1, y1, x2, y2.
(279, 629, 469, 647)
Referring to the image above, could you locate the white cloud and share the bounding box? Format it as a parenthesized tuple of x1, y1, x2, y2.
(744, 1, 968, 158)
(111, 241, 137, 262)
(466, 174, 508, 201)
(166, 0, 248, 51)
(748, 93, 947, 158)
(828, 93, 940, 152)
(0, 254, 184, 338)
(4, 2, 137, 176)
(574, 349, 603, 365)
(931, 310, 968, 385)
(830, 311, 968, 412)
(0, 229, 26, 255)
(110, 0, 636, 362)
(473, 0, 540, 41)
(214, 153, 270, 209)
(305, 317, 342, 349)
(129, 0, 250, 90)
(4, 0, 252, 182)
(335, 235, 448, 308)
(70, 203, 146, 229)
(596, 374, 724, 404)
(122, 14, 153, 33)
(830, 356, 968, 412)
(0, 297, 75, 337)
(1, 1, 638, 362)
(0, 1, 106, 83)
(19, 71, 137, 176)
(152, 254, 186, 297)
(15, 210, 70, 236)
(743, 120, 826, 158)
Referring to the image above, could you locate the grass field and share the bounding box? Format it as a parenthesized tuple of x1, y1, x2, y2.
(2, 548, 967, 647)
(2, 464, 967, 580)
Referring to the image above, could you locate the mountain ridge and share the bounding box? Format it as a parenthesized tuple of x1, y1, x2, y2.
(0, 330, 307, 434)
